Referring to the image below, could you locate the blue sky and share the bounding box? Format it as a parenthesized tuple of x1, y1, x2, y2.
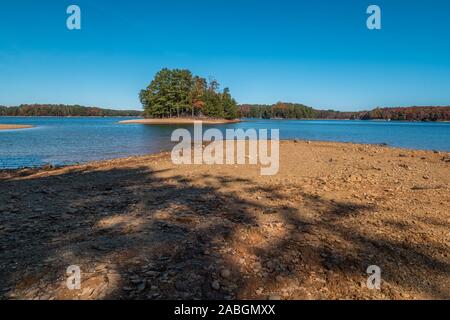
(1, 0, 449, 111)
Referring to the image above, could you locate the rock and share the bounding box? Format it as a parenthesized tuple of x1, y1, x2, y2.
(91, 244, 109, 252)
(266, 260, 275, 270)
(67, 208, 78, 215)
(130, 279, 142, 284)
(211, 280, 220, 290)
(252, 262, 262, 272)
(145, 271, 160, 277)
(137, 282, 146, 292)
(268, 295, 282, 300)
(348, 175, 362, 182)
(220, 269, 231, 279)
(9, 192, 20, 199)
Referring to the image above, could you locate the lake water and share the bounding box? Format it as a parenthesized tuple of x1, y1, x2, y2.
(0, 117, 449, 169)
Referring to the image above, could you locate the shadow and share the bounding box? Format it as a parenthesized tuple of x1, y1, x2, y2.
(0, 162, 448, 300)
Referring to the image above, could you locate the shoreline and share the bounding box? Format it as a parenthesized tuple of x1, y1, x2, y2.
(0, 116, 448, 123)
(0, 124, 34, 131)
(1, 139, 449, 172)
(0, 140, 448, 300)
(119, 118, 241, 125)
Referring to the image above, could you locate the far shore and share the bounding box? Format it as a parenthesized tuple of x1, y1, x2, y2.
(0, 116, 448, 123)
(0, 124, 33, 131)
(119, 118, 241, 125)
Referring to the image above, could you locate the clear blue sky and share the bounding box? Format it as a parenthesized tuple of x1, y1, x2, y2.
(1, 0, 449, 111)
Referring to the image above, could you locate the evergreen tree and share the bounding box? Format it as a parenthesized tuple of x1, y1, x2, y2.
(140, 68, 239, 119)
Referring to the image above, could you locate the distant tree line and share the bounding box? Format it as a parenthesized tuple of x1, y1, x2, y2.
(239, 103, 316, 119)
(360, 107, 450, 121)
(239, 103, 450, 121)
(139, 68, 239, 119)
(239, 103, 361, 119)
(1, 102, 448, 122)
(0, 104, 143, 117)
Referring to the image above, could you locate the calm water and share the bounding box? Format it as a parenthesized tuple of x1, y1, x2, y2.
(0, 117, 449, 169)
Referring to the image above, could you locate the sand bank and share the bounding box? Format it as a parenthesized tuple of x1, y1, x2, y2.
(119, 118, 241, 125)
(0, 124, 33, 130)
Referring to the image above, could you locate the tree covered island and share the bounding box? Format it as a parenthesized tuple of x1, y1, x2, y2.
(139, 68, 239, 120)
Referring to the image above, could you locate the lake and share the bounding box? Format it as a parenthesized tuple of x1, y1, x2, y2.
(0, 117, 449, 169)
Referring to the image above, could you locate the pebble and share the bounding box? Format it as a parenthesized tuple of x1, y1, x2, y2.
(220, 269, 231, 279)
(137, 282, 146, 292)
(211, 280, 220, 290)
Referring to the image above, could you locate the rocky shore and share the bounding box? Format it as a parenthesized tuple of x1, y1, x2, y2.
(0, 141, 449, 300)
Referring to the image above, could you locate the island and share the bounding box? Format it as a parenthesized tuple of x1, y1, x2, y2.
(122, 68, 240, 125)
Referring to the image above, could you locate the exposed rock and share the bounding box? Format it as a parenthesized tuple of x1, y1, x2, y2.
(211, 280, 220, 290)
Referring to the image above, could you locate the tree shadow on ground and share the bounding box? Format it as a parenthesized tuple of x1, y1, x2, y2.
(0, 163, 448, 300)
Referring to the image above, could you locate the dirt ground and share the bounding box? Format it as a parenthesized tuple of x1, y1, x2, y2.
(0, 140, 449, 300)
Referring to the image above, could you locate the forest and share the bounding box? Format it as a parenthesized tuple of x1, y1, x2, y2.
(139, 68, 239, 119)
(360, 106, 450, 121)
(239, 103, 450, 121)
(239, 103, 316, 119)
(0, 104, 143, 117)
(1, 100, 448, 122)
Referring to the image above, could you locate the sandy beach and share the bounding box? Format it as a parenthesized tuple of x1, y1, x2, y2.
(0, 141, 449, 300)
(0, 124, 33, 130)
(119, 118, 241, 125)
